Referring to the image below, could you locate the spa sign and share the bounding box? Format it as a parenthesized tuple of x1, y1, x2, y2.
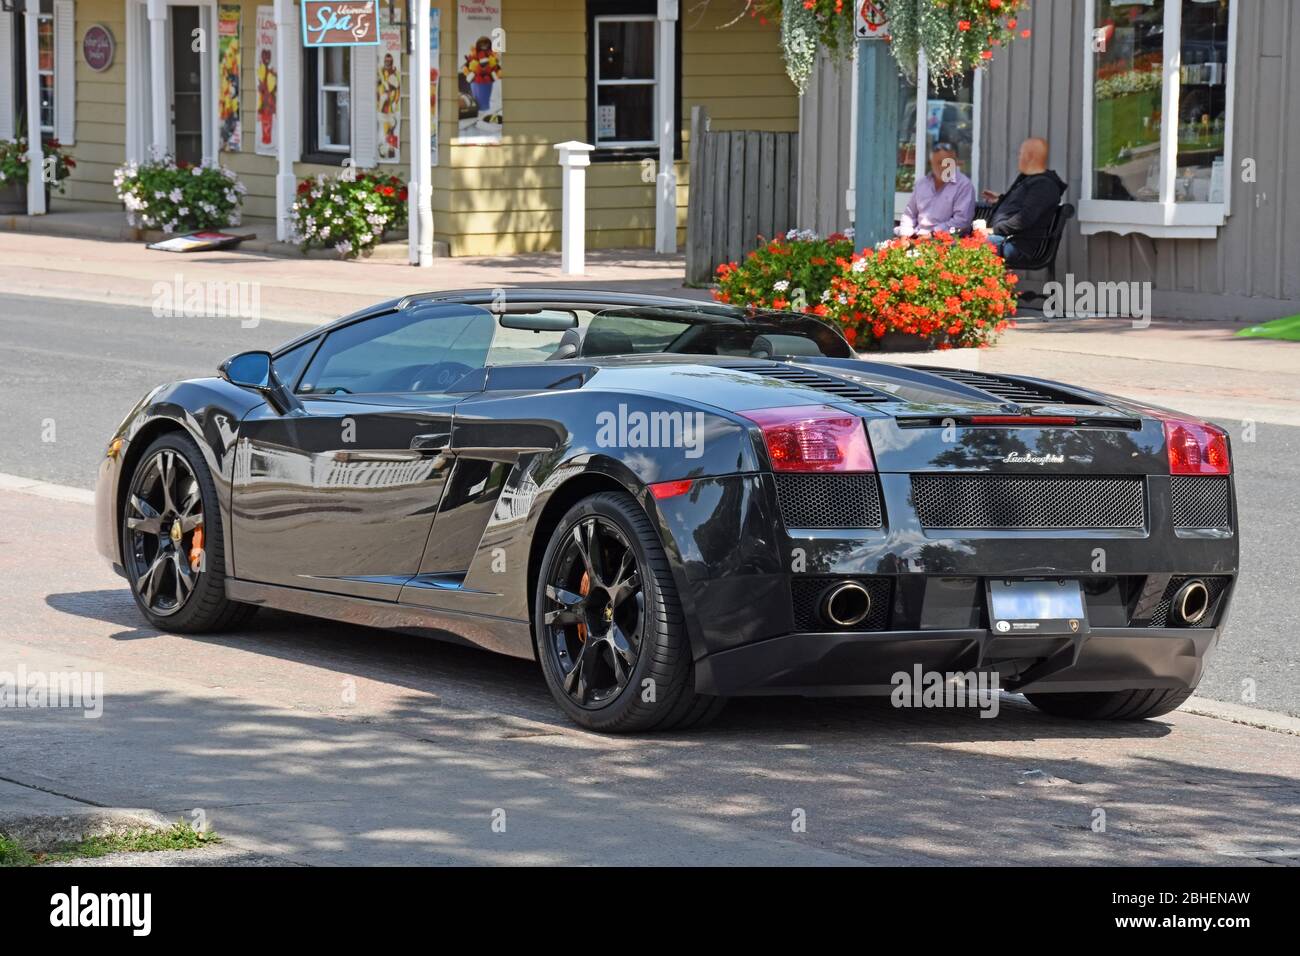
(301, 0, 381, 46)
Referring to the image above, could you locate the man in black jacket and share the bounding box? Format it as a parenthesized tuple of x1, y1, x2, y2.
(979, 138, 1066, 267)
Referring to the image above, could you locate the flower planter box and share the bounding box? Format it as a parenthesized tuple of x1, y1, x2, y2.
(0, 183, 51, 215)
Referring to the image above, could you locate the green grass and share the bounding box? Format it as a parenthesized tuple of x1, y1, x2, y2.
(0, 821, 220, 866)
(1235, 314, 1300, 342)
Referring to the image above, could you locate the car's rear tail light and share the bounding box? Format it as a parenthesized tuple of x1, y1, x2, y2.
(739, 405, 875, 473)
(969, 415, 1078, 426)
(1163, 419, 1231, 475)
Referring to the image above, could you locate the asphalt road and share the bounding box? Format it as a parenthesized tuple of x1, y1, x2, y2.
(0, 292, 1296, 716)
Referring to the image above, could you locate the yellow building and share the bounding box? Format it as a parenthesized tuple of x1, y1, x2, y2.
(0, 0, 797, 256)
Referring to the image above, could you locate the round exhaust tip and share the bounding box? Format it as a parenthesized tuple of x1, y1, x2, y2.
(1172, 579, 1210, 626)
(822, 581, 873, 628)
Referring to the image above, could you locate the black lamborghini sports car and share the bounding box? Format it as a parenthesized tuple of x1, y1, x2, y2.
(94, 290, 1237, 732)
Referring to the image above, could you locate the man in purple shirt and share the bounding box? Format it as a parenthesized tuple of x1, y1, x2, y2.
(897, 143, 976, 237)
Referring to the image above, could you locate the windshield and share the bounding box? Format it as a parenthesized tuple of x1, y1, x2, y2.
(581, 307, 852, 359)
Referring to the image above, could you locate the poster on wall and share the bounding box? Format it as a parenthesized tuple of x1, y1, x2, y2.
(376, 15, 402, 163)
(254, 7, 278, 156)
(456, 1, 502, 145)
(430, 5, 441, 166)
(218, 5, 242, 152)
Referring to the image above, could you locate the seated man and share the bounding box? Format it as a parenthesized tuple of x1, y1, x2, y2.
(979, 137, 1067, 267)
(897, 142, 975, 237)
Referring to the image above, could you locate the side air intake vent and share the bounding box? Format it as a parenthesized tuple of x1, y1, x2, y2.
(731, 364, 891, 404)
(911, 367, 1103, 406)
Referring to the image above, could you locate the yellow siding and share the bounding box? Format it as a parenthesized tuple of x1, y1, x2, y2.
(56, 0, 796, 255)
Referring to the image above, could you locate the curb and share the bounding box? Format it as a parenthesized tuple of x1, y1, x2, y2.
(0, 472, 95, 504)
(1183, 696, 1300, 736)
(0, 808, 177, 852)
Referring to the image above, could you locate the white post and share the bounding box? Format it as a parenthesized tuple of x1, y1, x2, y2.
(23, 2, 44, 215)
(147, 0, 169, 158)
(410, 0, 434, 267)
(554, 140, 594, 275)
(654, 0, 677, 253)
(274, 0, 294, 240)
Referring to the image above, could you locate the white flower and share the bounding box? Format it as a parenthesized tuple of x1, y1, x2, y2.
(336, 240, 353, 256)
(773, 279, 790, 292)
(169, 188, 183, 202)
(851, 258, 868, 273)
(843, 226, 855, 240)
(163, 221, 175, 234)
(192, 166, 202, 176)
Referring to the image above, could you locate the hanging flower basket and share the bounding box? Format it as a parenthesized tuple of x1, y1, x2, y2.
(759, 0, 1033, 90)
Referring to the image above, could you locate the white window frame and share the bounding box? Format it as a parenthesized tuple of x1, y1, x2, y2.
(36, 1, 54, 135)
(317, 47, 351, 154)
(893, 51, 982, 218)
(592, 13, 658, 149)
(1080, 0, 1237, 239)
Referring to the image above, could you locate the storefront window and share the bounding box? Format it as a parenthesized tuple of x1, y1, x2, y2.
(1092, 0, 1164, 201)
(1082, 0, 1236, 236)
(593, 16, 657, 147)
(895, 59, 979, 211)
(37, 0, 55, 134)
(1176, 0, 1229, 203)
(318, 48, 351, 153)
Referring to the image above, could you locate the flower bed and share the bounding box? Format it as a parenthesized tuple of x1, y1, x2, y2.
(0, 137, 76, 191)
(292, 171, 408, 259)
(714, 229, 1017, 350)
(113, 158, 245, 232)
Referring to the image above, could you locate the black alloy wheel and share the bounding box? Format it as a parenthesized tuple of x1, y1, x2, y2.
(125, 448, 205, 616)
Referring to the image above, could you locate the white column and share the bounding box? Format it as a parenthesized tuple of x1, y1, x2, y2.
(23, 2, 44, 215)
(147, 0, 169, 158)
(410, 0, 434, 267)
(274, 0, 295, 240)
(654, 0, 677, 253)
(554, 141, 594, 275)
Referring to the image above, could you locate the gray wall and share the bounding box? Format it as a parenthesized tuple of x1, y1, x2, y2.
(798, 0, 1300, 319)
(797, 52, 855, 236)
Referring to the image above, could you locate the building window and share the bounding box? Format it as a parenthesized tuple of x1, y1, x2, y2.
(894, 54, 981, 216)
(318, 47, 351, 152)
(302, 46, 351, 162)
(593, 15, 656, 147)
(1081, 0, 1236, 238)
(587, 1, 679, 160)
(37, 0, 55, 135)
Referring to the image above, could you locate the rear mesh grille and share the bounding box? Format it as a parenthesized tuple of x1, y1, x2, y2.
(911, 367, 1102, 406)
(731, 364, 890, 404)
(912, 475, 1146, 529)
(791, 577, 892, 631)
(775, 474, 883, 529)
(1171, 476, 1231, 529)
(1145, 575, 1230, 628)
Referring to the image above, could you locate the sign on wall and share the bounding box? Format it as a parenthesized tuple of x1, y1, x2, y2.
(82, 24, 115, 73)
(218, 5, 242, 152)
(301, 0, 382, 47)
(430, 5, 441, 166)
(456, 1, 502, 145)
(255, 7, 278, 155)
(376, 14, 402, 163)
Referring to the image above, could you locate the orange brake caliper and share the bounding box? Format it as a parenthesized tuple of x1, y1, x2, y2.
(576, 571, 591, 642)
(189, 526, 205, 572)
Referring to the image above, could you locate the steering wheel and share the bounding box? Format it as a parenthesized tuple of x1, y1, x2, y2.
(405, 361, 474, 392)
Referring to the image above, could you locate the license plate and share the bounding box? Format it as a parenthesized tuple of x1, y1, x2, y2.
(987, 579, 1089, 636)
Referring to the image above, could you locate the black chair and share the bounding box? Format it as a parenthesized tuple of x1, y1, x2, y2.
(977, 202, 1076, 304)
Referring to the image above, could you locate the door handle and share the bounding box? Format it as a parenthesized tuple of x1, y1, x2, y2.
(410, 432, 451, 451)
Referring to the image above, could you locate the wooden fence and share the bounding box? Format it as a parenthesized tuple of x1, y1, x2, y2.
(685, 106, 799, 286)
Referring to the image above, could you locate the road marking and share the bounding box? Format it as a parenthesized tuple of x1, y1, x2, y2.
(0, 472, 95, 505)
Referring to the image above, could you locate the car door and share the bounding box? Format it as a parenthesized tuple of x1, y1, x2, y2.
(229, 302, 494, 601)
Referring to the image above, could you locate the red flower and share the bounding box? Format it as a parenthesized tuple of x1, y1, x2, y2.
(958, 20, 971, 31)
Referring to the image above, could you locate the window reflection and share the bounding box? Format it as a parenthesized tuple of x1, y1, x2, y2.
(1093, 0, 1165, 201)
(1176, 0, 1230, 203)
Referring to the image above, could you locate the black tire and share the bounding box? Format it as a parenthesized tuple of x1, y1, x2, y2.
(121, 432, 255, 633)
(534, 491, 726, 733)
(1025, 687, 1193, 720)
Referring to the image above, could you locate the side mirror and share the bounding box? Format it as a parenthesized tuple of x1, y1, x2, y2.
(219, 350, 300, 414)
